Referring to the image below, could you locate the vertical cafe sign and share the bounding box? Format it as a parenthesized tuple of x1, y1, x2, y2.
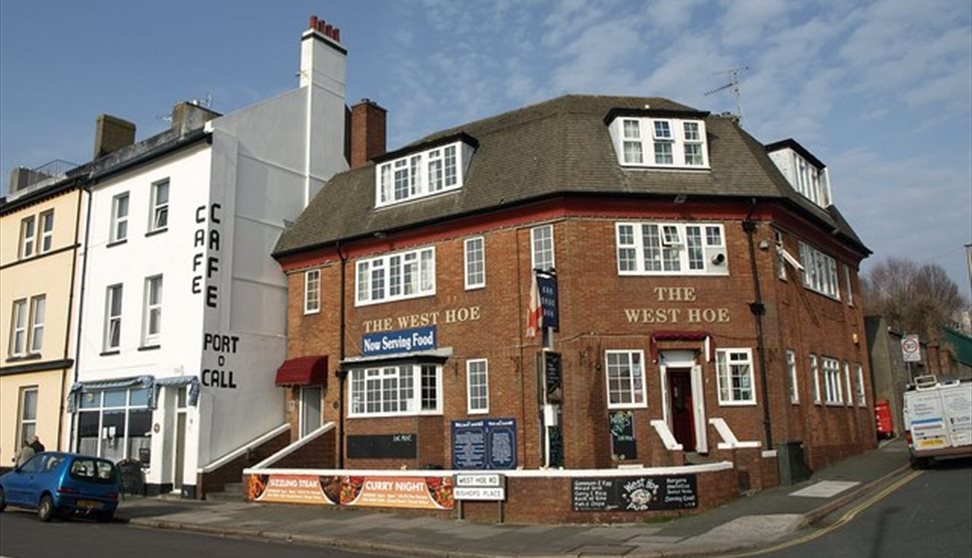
(191, 203, 222, 308)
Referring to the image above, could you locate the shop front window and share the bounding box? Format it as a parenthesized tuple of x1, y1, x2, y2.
(75, 387, 152, 462)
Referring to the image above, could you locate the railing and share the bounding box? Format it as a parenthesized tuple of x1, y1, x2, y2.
(650, 420, 683, 451)
(250, 422, 335, 470)
(198, 423, 290, 474)
(708, 417, 761, 450)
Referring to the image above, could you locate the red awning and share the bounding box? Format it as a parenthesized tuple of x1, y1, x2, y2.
(275, 356, 328, 387)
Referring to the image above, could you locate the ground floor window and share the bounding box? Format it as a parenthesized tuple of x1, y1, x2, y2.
(716, 348, 755, 405)
(810, 354, 821, 404)
(786, 350, 799, 404)
(349, 364, 442, 417)
(855, 364, 867, 407)
(605, 350, 646, 408)
(821, 357, 843, 404)
(17, 386, 38, 450)
(77, 387, 152, 462)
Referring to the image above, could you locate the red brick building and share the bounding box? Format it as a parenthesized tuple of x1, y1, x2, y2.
(271, 95, 874, 483)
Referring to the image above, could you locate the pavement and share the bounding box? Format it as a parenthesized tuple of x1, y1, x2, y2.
(117, 439, 911, 558)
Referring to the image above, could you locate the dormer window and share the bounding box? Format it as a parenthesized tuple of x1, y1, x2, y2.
(376, 141, 471, 208)
(609, 116, 709, 169)
(766, 140, 833, 209)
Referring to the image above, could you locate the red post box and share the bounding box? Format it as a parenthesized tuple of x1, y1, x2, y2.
(875, 399, 894, 439)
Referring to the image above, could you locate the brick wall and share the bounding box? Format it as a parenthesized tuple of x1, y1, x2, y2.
(197, 428, 291, 498)
(272, 429, 337, 469)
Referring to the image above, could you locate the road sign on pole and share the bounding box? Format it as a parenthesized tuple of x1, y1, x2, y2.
(901, 334, 921, 363)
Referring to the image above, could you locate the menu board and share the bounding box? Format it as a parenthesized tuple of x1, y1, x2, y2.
(347, 433, 416, 459)
(609, 411, 637, 460)
(572, 474, 698, 512)
(451, 418, 517, 470)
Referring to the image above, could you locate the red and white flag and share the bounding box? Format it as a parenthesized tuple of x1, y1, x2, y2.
(526, 273, 543, 338)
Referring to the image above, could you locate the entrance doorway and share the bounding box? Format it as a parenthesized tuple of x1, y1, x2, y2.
(173, 388, 187, 492)
(668, 368, 696, 451)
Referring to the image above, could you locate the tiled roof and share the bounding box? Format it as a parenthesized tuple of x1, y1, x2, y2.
(274, 94, 868, 256)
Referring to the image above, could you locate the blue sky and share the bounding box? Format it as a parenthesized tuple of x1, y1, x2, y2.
(2, 0, 970, 298)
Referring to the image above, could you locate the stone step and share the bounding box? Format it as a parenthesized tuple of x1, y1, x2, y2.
(205, 483, 245, 502)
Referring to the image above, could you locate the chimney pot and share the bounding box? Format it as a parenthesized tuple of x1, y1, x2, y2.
(324, 24, 333, 38)
(309, 15, 318, 30)
(334, 28, 341, 42)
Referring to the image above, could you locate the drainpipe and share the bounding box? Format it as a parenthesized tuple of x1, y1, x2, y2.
(69, 182, 94, 452)
(743, 200, 773, 450)
(58, 183, 84, 451)
(336, 241, 348, 468)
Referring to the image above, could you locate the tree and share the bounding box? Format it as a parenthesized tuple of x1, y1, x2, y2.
(862, 258, 969, 340)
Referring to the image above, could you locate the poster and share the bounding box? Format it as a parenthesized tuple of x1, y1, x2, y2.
(451, 418, 517, 469)
(247, 474, 335, 505)
(571, 474, 698, 512)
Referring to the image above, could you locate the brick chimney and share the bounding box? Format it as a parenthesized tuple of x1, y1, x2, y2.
(350, 99, 386, 169)
(93, 114, 136, 159)
(171, 101, 220, 135)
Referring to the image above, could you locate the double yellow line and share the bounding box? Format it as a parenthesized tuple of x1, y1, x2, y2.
(719, 469, 924, 557)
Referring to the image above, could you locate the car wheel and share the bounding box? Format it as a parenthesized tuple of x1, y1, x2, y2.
(96, 510, 114, 523)
(0, 486, 6, 512)
(37, 494, 56, 522)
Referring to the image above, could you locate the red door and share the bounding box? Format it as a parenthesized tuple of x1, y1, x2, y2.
(669, 369, 696, 451)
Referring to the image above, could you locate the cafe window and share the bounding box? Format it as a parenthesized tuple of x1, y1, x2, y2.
(76, 387, 152, 462)
(349, 364, 442, 418)
(605, 350, 646, 409)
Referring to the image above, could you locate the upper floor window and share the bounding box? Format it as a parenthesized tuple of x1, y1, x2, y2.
(610, 117, 709, 169)
(349, 364, 442, 417)
(110, 193, 129, 243)
(142, 276, 162, 346)
(104, 284, 123, 351)
(375, 141, 470, 208)
(716, 348, 755, 405)
(149, 180, 169, 232)
(466, 359, 489, 414)
(7, 295, 44, 357)
(531, 225, 555, 272)
(355, 247, 435, 306)
(843, 265, 854, 306)
(28, 296, 45, 354)
(616, 222, 727, 275)
(19, 216, 36, 259)
(39, 210, 54, 253)
(799, 241, 839, 299)
(9, 299, 28, 356)
(464, 237, 485, 290)
(304, 269, 321, 314)
(605, 350, 646, 409)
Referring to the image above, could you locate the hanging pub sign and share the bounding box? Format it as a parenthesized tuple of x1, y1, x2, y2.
(544, 351, 563, 403)
(361, 326, 436, 357)
(571, 474, 698, 512)
(610, 410, 637, 460)
(536, 273, 559, 330)
(451, 418, 517, 470)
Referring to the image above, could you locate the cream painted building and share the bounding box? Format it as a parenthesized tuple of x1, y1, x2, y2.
(0, 171, 87, 468)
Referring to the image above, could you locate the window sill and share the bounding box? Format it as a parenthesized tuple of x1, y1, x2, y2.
(790, 400, 800, 405)
(303, 309, 321, 316)
(348, 411, 442, 419)
(145, 228, 168, 238)
(5, 353, 42, 364)
(137, 344, 161, 352)
(106, 239, 128, 248)
(607, 402, 648, 411)
(100, 350, 120, 357)
(824, 402, 845, 407)
(717, 400, 757, 407)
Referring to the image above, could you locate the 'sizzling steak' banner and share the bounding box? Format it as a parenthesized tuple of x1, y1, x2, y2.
(248, 474, 454, 510)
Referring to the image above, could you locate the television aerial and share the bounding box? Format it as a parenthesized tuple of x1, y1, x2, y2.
(705, 66, 750, 125)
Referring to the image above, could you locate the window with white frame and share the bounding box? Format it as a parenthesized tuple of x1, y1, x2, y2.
(610, 116, 709, 169)
(142, 276, 162, 346)
(17, 387, 38, 450)
(799, 241, 840, 299)
(9, 299, 28, 357)
(355, 247, 435, 306)
(28, 295, 45, 353)
(616, 222, 727, 275)
(466, 359, 489, 414)
(810, 354, 821, 404)
(822, 357, 843, 404)
(855, 364, 866, 406)
(844, 265, 854, 306)
(775, 231, 787, 280)
(531, 225, 555, 271)
(39, 210, 54, 253)
(464, 237, 485, 290)
(843, 361, 853, 407)
(787, 350, 799, 404)
(110, 192, 129, 243)
(376, 142, 469, 207)
(104, 284, 123, 351)
(304, 269, 321, 314)
(19, 216, 36, 259)
(149, 180, 169, 232)
(76, 387, 151, 461)
(792, 153, 830, 208)
(716, 348, 756, 405)
(605, 350, 646, 408)
(349, 364, 442, 417)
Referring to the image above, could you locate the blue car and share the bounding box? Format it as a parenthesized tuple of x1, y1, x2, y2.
(0, 452, 120, 522)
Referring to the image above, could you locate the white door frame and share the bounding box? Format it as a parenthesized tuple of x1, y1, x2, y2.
(691, 364, 708, 453)
(658, 351, 707, 453)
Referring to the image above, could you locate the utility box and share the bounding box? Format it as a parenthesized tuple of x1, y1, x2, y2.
(777, 440, 812, 485)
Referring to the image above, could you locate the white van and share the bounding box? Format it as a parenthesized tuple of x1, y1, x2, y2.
(903, 376, 972, 468)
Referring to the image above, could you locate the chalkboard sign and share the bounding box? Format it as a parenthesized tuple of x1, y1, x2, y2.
(451, 418, 517, 470)
(572, 474, 698, 512)
(347, 433, 417, 459)
(547, 425, 564, 468)
(545, 351, 563, 403)
(609, 411, 637, 460)
(117, 459, 145, 496)
(138, 447, 151, 465)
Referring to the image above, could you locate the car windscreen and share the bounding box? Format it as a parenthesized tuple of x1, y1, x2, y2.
(69, 458, 118, 484)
